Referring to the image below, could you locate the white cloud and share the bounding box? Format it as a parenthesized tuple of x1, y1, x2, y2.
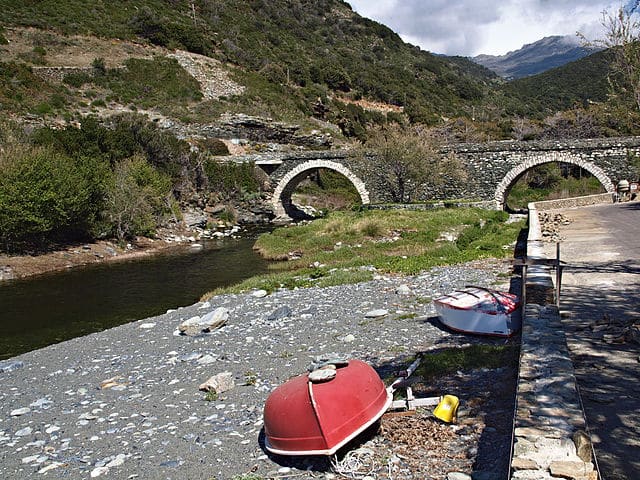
(348, 0, 622, 56)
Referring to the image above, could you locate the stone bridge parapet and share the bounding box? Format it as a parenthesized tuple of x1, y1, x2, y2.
(236, 137, 640, 218)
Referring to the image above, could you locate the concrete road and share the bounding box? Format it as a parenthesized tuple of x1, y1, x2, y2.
(543, 202, 640, 480)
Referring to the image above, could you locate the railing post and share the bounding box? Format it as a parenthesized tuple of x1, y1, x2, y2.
(555, 242, 561, 308)
(521, 263, 527, 307)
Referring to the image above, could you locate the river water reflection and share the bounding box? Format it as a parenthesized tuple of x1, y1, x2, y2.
(0, 232, 270, 360)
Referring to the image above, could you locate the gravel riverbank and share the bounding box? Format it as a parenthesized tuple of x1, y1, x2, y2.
(0, 259, 518, 480)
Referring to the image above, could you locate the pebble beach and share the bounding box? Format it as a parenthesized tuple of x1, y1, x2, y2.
(0, 260, 517, 480)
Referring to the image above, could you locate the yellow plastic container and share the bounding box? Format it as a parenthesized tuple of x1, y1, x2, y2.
(433, 394, 459, 423)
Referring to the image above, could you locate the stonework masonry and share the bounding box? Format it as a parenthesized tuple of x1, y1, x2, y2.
(258, 137, 640, 217)
(508, 201, 609, 480)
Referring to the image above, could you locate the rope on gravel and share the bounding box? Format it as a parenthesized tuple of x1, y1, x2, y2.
(330, 448, 381, 479)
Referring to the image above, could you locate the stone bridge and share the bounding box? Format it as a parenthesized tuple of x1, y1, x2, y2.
(238, 137, 640, 218)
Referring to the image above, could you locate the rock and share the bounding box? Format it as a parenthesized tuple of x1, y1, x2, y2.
(341, 334, 356, 343)
(196, 354, 217, 365)
(511, 457, 539, 470)
(365, 309, 388, 318)
(267, 305, 292, 321)
(178, 307, 229, 335)
(0, 265, 15, 280)
(139, 322, 156, 329)
(178, 352, 203, 362)
(15, 426, 32, 436)
(626, 324, 640, 345)
(0, 360, 24, 373)
(549, 460, 594, 479)
(572, 430, 592, 463)
(90, 466, 109, 477)
(396, 284, 412, 295)
(30, 398, 52, 409)
(199, 371, 235, 394)
(10, 407, 31, 416)
(200, 307, 229, 332)
(183, 210, 208, 228)
(105, 454, 127, 468)
(447, 473, 472, 480)
(99, 376, 126, 390)
(37, 462, 64, 474)
(251, 289, 268, 298)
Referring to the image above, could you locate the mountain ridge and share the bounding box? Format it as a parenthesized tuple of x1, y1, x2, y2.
(473, 35, 599, 79)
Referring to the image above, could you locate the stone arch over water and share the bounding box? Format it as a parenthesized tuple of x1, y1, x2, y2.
(494, 151, 616, 210)
(271, 160, 370, 219)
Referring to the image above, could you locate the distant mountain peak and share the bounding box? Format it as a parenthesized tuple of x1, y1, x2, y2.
(473, 35, 598, 80)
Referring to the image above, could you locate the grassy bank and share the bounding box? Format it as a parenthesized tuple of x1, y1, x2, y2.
(202, 207, 525, 299)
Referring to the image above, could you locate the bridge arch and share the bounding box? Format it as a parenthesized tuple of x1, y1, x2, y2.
(271, 160, 370, 219)
(493, 151, 616, 209)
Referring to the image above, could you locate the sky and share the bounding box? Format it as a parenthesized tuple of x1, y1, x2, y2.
(347, 1, 634, 57)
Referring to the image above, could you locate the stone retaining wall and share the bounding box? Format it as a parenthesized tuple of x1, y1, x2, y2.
(529, 193, 613, 211)
(510, 205, 598, 480)
(32, 66, 94, 83)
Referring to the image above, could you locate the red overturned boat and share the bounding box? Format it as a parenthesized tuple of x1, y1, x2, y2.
(263, 359, 392, 456)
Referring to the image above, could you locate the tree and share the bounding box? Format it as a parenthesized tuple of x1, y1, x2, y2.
(583, 7, 640, 111)
(105, 155, 173, 242)
(359, 123, 466, 203)
(0, 145, 106, 250)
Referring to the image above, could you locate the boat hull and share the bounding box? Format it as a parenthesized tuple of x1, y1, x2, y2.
(434, 287, 521, 337)
(263, 359, 392, 456)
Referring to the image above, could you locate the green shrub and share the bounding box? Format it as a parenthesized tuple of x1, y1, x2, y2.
(0, 146, 108, 250)
(92, 57, 107, 76)
(204, 160, 261, 197)
(33, 102, 52, 115)
(98, 57, 202, 110)
(105, 155, 172, 241)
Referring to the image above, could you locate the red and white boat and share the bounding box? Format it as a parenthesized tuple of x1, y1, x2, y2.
(263, 359, 392, 456)
(433, 286, 521, 337)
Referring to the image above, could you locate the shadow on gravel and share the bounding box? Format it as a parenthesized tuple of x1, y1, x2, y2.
(257, 423, 379, 473)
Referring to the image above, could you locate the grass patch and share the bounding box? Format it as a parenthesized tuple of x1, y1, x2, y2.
(202, 266, 374, 299)
(202, 208, 524, 299)
(414, 344, 519, 380)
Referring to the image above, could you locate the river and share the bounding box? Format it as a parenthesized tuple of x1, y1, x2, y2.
(0, 231, 271, 360)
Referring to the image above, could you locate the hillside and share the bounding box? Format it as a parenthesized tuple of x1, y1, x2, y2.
(0, 0, 638, 265)
(0, 0, 497, 137)
(500, 48, 613, 117)
(474, 35, 598, 79)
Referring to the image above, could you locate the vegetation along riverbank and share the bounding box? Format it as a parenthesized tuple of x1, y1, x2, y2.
(203, 208, 525, 299)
